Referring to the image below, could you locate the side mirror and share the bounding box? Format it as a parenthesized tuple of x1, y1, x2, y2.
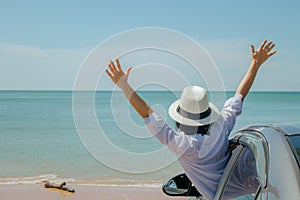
(162, 173, 201, 197)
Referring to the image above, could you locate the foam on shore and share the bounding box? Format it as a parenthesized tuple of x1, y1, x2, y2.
(0, 174, 162, 188)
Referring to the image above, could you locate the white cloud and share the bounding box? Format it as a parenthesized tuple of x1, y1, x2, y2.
(0, 38, 299, 91)
(0, 43, 49, 58)
(0, 43, 88, 90)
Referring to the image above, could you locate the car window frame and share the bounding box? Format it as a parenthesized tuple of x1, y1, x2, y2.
(214, 144, 244, 199)
(286, 134, 300, 168)
(214, 130, 269, 200)
(238, 131, 269, 188)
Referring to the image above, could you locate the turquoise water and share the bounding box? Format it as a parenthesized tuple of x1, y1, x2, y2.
(0, 91, 299, 186)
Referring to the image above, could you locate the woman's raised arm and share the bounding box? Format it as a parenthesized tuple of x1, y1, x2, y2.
(236, 40, 276, 101)
(105, 58, 153, 118)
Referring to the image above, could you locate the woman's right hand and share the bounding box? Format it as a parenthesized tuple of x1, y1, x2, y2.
(105, 58, 132, 89)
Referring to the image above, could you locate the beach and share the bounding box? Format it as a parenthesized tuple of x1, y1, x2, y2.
(0, 184, 189, 200)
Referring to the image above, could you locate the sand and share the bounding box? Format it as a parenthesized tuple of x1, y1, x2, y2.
(0, 184, 190, 200)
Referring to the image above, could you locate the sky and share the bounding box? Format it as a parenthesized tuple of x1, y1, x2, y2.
(0, 0, 300, 91)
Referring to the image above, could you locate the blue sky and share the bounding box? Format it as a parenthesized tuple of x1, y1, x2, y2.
(0, 0, 300, 91)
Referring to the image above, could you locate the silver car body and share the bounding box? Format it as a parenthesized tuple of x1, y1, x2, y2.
(214, 124, 300, 200)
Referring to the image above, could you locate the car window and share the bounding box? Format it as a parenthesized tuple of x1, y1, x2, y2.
(240, 133, 268, 187)
(215, 132, 268, 200)
(287, 135, 300, 166)
(221, 146, 260, 200)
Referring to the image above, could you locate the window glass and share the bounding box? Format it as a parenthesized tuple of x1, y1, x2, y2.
(288, 135, 300, 166)
(245, 138, 266, 186)
(221, 147, 260, 200)
(238, 132, 268, 187)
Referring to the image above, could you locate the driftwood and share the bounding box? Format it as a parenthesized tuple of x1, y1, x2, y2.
(44, 181, 75, 193)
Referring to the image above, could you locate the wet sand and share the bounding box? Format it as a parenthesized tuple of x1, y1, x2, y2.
(0, 184, 189, 200)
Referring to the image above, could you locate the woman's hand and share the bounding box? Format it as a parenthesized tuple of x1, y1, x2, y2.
(105, 58, 152, 118)
(251, 40, 276, 66)
(236, 40, 277, 101)
(105, 58, 132, 89)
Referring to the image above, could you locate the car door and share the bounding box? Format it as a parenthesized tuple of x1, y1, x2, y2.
(214, 131, 269, 200)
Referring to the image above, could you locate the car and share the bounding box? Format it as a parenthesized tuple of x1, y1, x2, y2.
(162, 124, 300, 200)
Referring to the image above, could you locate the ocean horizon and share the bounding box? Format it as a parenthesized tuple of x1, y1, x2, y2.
(0, 90, 299, 186)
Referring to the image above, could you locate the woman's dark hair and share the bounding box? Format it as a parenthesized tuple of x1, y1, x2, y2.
(176, 122, 210, 135)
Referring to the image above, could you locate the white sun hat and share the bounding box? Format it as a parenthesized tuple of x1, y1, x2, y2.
(168, 86, 220, 126)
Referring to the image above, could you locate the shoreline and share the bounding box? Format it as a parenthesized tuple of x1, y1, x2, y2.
(0, 184, 189, 200)
(0, 174, 165, 188)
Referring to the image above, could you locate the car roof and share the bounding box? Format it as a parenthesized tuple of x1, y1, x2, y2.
(275, 124, 300, 136)
(237, 123, 300, 136)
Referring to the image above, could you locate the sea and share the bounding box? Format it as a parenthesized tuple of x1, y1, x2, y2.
(0, 91, 299, 187)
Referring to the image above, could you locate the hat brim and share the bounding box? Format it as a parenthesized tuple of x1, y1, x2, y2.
(168, 100, 220, 126)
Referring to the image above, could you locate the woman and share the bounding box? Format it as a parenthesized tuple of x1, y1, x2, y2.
(105, 40, 276, 199)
